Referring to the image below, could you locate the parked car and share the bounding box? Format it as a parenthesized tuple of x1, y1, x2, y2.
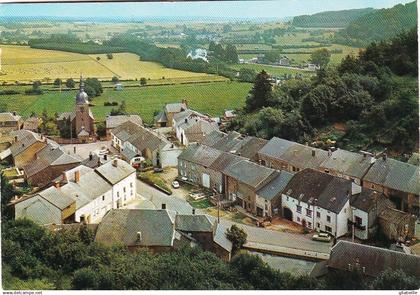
(153, 167, 163, 173)
(172, 181, 180, 189)
(312, 232, 331, 242)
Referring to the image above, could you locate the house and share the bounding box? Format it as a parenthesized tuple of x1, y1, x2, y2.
(105, 114, 143, 140)
(95, 209, 188, 253)
(22, 116, 41, 132)
(319, 149, 375, 185)
(223, 160, 279, 215)
(14, 159, 136, 225)
(281, 168, 362, 237)
(378, 207, 418, 241)
(223, 110, 236, 121)
(22, 143, 81, 188)
(0, 112, 23, 136)
(349, 190, 392, 240)
(307, 63, 320, 71)
(278, 56, 290, 66)
(56, 76, 95, 142)
(258, 137, 329, 173)
(154, 101, 188, 127)
(256, 170, 294, 217)
(173, 110, 219, 146)
(112, 121, 182, 168)
(186, 48, 208, 62)
(114, 83, 123, 91)
(95, 209, 232, 260)
(235, 136, 268, 162)
(178, 144, 223, 189)
(362, 154, 419, 216)
(326, 240, 420, 279)
(208, 151, 246, 193)
(8, 130, 50, 168)
(200, 130, 242, 152)
(14, 186, 76, 225)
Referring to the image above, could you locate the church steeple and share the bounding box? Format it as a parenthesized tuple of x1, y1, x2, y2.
(76, 74, 89, 105)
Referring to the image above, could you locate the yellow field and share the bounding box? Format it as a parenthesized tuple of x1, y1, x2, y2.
(0, 45, 219, 83)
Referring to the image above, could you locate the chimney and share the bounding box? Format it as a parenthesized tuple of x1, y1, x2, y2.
(192, 208, 196, 215)
(182, 99, 188, 107)
(74, 170, 80, 183)
(14, 136, 18, 143)
(89, 153, 93, 161)
(185, 118, 188, 123)
(161, 203, 166, 210)
(312, 149, 316, 157)
(62, 171, 67, 183)
(136, 231, 142, 243)
(104, 154, 108, 161)
(73, 146, 76, 154)
(53, 181, 60, 189)
(12, 111, 16, 116)
(112, 159, 118, 167)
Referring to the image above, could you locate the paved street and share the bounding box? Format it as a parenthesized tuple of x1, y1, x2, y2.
(136, 179, 332, 255)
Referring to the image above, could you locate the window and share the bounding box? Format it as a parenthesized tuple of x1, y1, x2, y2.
(327, 215, 331, 223)
(123, 187, 126, 193)
(325, 226, 332, 233)
(306, 209, 312, 217)
(297, 217, 300, 222)
(355, 216, 363, 226)
(287, 196, 289, 201)
(316, 212, 321, 218)
(117, 192, 120, 198)
(307, 222, 312, 228)
(317, 222, 320, 228)
(130, 182, 133, 188)
(102, 195, 105, 201)
(296, 205, 302, 213)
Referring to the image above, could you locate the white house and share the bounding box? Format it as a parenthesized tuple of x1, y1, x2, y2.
(281, 168, 362, 238)
(186, 48, 208, 62)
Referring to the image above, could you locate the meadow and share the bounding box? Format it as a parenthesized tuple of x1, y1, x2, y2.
(0, 81, 251, 123)
(0, 45, 222, 83)
(231, 63, 314, 77)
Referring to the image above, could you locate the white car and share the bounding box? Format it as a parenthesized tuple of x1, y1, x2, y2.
(172, 181, 180, 189)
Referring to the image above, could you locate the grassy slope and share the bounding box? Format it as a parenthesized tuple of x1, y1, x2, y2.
(2, 81, 251, 123)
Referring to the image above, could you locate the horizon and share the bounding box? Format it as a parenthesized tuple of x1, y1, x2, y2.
(0, 0, 414, 20)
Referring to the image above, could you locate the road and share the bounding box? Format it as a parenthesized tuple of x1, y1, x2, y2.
(136, 179, 332, 255)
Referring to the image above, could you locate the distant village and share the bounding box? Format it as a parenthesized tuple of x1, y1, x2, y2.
(0, 76, 419, 278)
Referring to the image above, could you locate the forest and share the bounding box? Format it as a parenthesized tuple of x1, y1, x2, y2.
(228, 29, 418, 157)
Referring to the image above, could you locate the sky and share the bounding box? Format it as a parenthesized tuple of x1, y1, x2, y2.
(0, 0, 414, 20)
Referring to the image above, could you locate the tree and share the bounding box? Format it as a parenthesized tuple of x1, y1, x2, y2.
(66, 78, 75, 88)
(106, 53, 113, 59)
(53, 78, 62, 87)
(84, 78, 103, 98)
(310, 48, 331, 68)
(224, 44, 238, 63)
(324, 269, 366, 290)
(140, 77, 147, 86)
(371, 269, 419, 290)
(72, 268, 99, 290)
(111, 76, 119, 83)
(238, 68, 256, 83)
(95, 122, 106, 138)
(225, 224, 247, 253)
(245, 70, 273, 112)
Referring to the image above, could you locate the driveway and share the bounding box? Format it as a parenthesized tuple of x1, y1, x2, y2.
(136, 179, 332, 255)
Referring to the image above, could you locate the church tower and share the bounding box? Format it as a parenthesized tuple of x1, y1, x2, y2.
(74, 76, 95, 142)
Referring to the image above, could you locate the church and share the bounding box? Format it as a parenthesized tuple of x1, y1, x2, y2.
(57, 77, 96, 142)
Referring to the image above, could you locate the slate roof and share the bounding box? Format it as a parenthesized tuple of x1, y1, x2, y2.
(181, 119, 219, 143)
(350, 189, 384, 212)
(175, 214, 215, 232)
(106, 115, 143, 129)
(236, 137, 268, 160)
(23, 144, 81, 178)
(213, 223, 233, 252)
(37, 186, 74, 210)
(10, 131, 43, 156)
(200, 130, 227, 147)
(257, 170, 294, 201)
(95, 159, 136, 185)
(224, 160, 277, 189)
(178, 144, 222, 168)
(328, 240, 420, 278)
(209, 152, 246, 172)
(57, 111, 76, 122)
(320, 149, 374, 179)
(283, 169, 352, 213)
(95, 209, 177, 247)
(173, 109, 207, 126)
(154, 111, 167, 123)
(363, 157, 419, 195)
(258, 137, 329, 170)
(23, 117, 40, 131)
(165, 102, 187, 113)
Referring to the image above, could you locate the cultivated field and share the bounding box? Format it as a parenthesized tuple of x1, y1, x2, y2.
(0, 45, 223, 83)
(0, 81, 251, 123)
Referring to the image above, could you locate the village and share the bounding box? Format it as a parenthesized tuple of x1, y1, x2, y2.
(0, 75, 419, 280)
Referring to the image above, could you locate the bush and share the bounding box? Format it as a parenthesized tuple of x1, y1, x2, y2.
(0, 90, 20, 95)
(25, 88, 43, 95)
(226, 225, 247, 253)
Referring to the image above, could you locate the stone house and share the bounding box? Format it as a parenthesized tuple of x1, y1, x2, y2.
(223, 160, 279, 216)
(23, 117, 41, 132)
(8, 130, 50, 168)
(105, 114, 143, 140)
(258, 137, 329, 173)
(0, 112, 23, 136)
(362, 155, 419, 216)
(378, 207, 418, 241)
(154, 101, 188, 128)
(319, 149, 375, 185)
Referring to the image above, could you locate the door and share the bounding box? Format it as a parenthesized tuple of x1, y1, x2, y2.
(283, 207, 293, 221)
(202, 173, 210, 188)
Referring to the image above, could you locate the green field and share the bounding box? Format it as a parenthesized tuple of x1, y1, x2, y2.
(1, 81, 251, 123)
(231, 63, 314, 77)
(0, 45, 223, 83)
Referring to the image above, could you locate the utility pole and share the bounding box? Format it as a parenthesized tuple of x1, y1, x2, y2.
(213, 188, 220, 224)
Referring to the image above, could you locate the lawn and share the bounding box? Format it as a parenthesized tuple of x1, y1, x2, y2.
(231, 63, 314, 77)
(1, 81, 251, 123)
(188, 198, 214, 209)
(0, 45, 223, 83)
